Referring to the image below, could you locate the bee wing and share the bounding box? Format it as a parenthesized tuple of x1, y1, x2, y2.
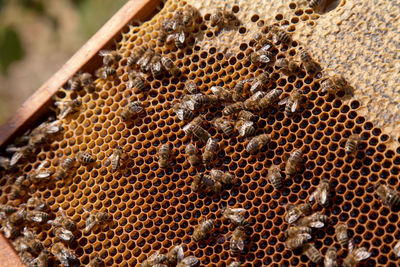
(230, 208, 246, 213)
(176, 31, 185, 44)
(291, 101, 299, 113)
(309, 190, 317, 203)
(35, 171, 53, 180)
(354, 248, 371, 261)
(176, 245, 184, 262)
(176, 109, 185, 121)
(235, 238, 245, 251)
(309, 221, 325, 228)
(393, 241, 400, 257)
(278, 97, 289, 105)
(181, 256, 199, 266)
(59, 230, 74, 242)
(259, 54, 271, 64)
(320, 189, 328, 206)
(299, 233, 312, 240)
(10, 152, 23, 167)
(348, 238, 355, 252)
(98, 50, 112, 56)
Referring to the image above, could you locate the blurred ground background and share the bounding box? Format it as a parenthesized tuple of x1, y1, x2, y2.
(0, 0, 126, 124)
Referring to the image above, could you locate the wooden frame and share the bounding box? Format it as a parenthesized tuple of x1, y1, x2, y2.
(0, 0, 162, 264)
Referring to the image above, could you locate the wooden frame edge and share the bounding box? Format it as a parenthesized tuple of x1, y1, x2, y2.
(0, 0, 162, 148)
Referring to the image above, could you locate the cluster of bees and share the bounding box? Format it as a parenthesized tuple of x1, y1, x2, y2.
(0, 195, 109, 266)
(1, 1, 400, 266)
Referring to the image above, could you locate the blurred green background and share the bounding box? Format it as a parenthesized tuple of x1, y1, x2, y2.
(0, 0, 126, 124)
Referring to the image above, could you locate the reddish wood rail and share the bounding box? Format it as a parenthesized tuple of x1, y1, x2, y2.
(0, 0, 162, 148)
(0, 0, 161, 264)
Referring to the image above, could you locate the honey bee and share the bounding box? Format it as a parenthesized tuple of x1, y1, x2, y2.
(298, 212, 329, 228)
(99, 50, 122, 66)
(303, 243, 323, 264)
(321, 74, 349, 94)
(183, 117, 210, 144)
(185, 80, 198, 94)
(246, 134, 271, 154)
(335, 223, 349, 247)
(185, 144, 201, 167)
(95, 66, 117, 79)
(172, 23, 186, 49)
(191, 173, 222, 193)
(159, 18, 174, 45)
(285, 149, 302, 176)
(267, 165, 283, 189)
(259, 88, 283, 109)
(84, 211, 110, 234)
(0, 204, 17, 215)
(11, 175, 27, 199)
(76, 151, 95, 164)
(8, 208, 27, 224)
(285, 202, 311, 224)
(150, 54, 163, 77)
(182, 5, 198, 27)
(203, 138, 219, 165)
(210, 6, 237, 32)
(345, 134, 361, 155)
(286, 225, 312, 239)
(176, 256, 199, 267)
(9, 145, 34, 167)
(374, 182, 400, 208)
(300, 49, 322, 75)
(238, 110, 258, 122)
(127, 46, 146, 66)
(28, 119, 64, 146)
(26, 160, 53, 184)
(393, 240, 400, 258)
(108, 146, 123, 172)
(51, 242, 77, 267)
(161, 56, 181, 77)
(158, 143, 171, 169)
(232, 80, 245, 102)
(32, 249, 49, 267)
(55, 99, 82, 119)
(128, 71, 147, 93)
(26, 196, 47, 211)
(279, 89, 305, 117)
(249, 48, 274, 66)
(173, 102, 195, 121)
(86, 255, 103, 267)
(212, 117, 234, 137)
(210, 169, 234, 185)
(228, 262, 241, 267)
(19, 251, 35, 265)
(235, 120, 256, 137)
(67, 75, 82, 92)
(223, 102, 244, 116)
(193, 218, 214, 242)
(55, 157, 76, 181)
(54, 226, 74, 243)
(343, 240, 371, 267)
(230, 226, 245, 256)
(48, 210, 75, 230)
(275, 58, 300, 74)
(1, 219, 19, 238)
(26, 210, 50, 224)
(137, 48, 155, 73)
(140, 251, 167, 267)
(270, 25, 292, 44)
(222, 206, 246, 226)
(285, 234, 309, 250)
(120, 101, 143, 121)
(210, 86, 232, 101)
(80, 72, 95, 93)
(165, 245, 184, 265)
(0, 156, 10, 170)
(21, 227, 43, 254)
(309, 179, 330, 207)
(324, 247, 338, 267)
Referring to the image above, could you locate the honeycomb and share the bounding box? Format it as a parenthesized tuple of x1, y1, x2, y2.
(1, 0, 400, 266)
